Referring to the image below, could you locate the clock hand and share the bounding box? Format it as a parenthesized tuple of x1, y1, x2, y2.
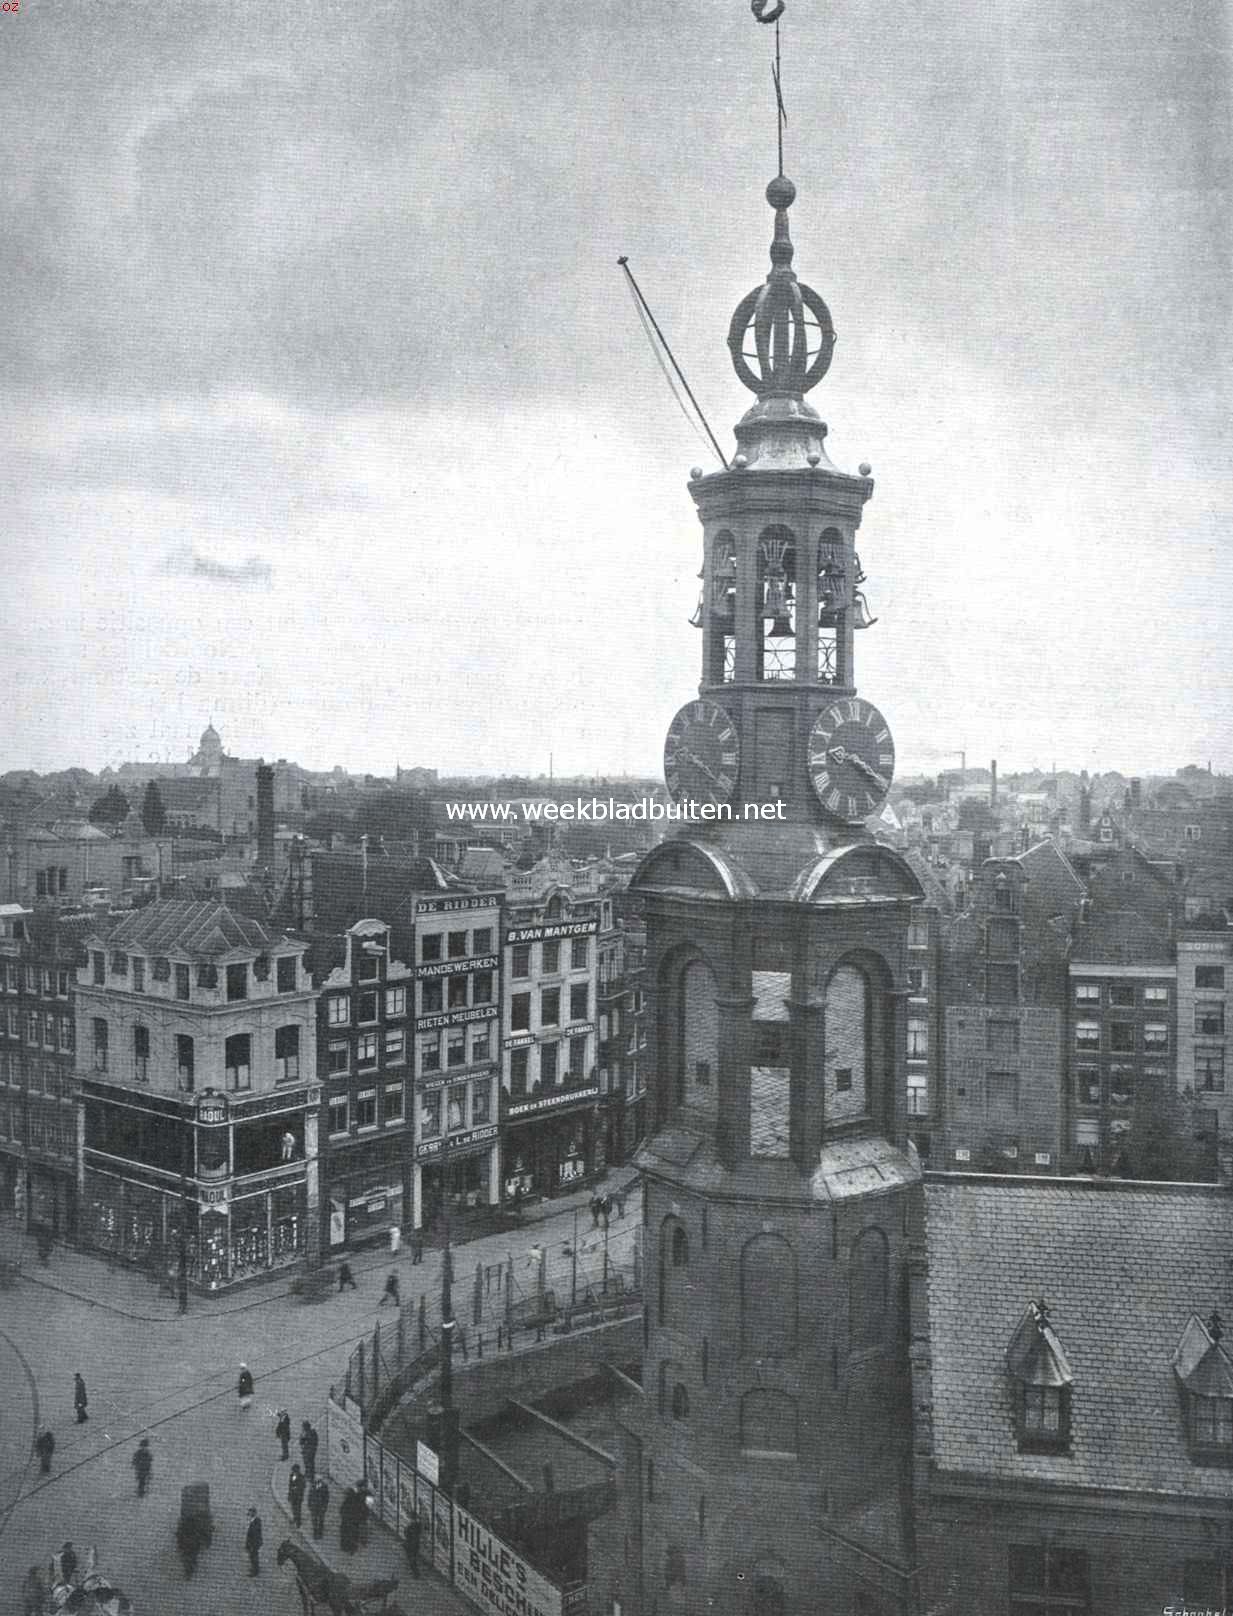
(679, 748, 723, 788)
(848, 754, 890, 793)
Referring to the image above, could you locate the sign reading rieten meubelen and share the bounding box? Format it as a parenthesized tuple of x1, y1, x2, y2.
(452, 1503, 562, 1616)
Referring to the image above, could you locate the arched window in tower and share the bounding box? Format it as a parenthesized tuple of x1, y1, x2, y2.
(659, 1215, 690, 1325)
(757, 525, 796, 681)
(817, 526, 847, 685)
(850, 1226, 889, 1351)
(824, 963, 870, 1121)
(740, 1233, 797, 1357)
(750, 969, 791, 1157)
(658, 1359, 689, 1418)
(708, 532, 737, 683)
(680, 957, 718, 1119)
(740, 1389, 799, 1456)
(545, 895, 561, 921)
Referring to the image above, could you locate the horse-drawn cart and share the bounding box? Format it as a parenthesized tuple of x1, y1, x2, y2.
(276, 1539, 404, 1616)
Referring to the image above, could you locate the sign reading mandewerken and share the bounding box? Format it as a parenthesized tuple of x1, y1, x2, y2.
(452, 1503, 562, 1616)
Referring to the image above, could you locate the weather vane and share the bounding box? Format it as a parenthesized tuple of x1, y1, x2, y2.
(751, 0, 788, 177)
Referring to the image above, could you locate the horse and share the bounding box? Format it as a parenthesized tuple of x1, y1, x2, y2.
(275, 1540, 398, 1615)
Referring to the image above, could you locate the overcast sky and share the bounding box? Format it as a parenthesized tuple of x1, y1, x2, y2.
(5, 0, 1230, 781)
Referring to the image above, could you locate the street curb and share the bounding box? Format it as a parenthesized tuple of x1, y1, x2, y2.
(267, 1462, 440, 1595)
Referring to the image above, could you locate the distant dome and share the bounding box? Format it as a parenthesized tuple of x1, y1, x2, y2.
(200, 723, 221, 746)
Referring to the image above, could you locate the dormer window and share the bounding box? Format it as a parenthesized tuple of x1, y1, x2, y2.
(1007, 1300, 1073, 1453)
(1172, 1310, 1233, 1465)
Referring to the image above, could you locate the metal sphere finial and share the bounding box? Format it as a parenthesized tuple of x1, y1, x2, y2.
(766, 174, 796, 210)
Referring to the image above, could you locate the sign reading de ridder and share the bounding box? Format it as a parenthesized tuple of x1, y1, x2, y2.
(452, 1502, 562, 1616)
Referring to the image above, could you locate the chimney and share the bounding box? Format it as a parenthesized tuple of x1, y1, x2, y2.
(1130, 777, 1141, 807)
(256, 762, 275, 872)
(990, 760, 998, 809)
(1079, 787, 1091, 835)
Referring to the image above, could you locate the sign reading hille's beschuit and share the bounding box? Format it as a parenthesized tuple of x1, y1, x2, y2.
(452, 1502, 563, 1616)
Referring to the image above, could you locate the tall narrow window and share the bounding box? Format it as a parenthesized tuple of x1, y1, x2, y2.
(177, 1034, 195, 1092)
(133, 1024, 149, 1082)
(275, 1025, 300, 1083)
(92, 1018, 108, 1073)
(850, 1227, 889, 1351)
(225, 1033, 251, 1091)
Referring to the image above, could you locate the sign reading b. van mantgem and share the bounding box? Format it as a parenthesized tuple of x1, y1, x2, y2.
(452, 1502, 562, 1616)
(506, 919, 598, 944)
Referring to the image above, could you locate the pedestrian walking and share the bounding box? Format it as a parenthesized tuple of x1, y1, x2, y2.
(34, 1427, 54, 1475)
(73, 1373, 88, 1424)
(402, 1511, 422, 1577)
(309, 1476, 329, 1540)
(244, 1508, 263, 1576)
(21, 1564, 46, 1616)
(615, 1187, 627, 1219)
(237, 1363, 254, 1411)
(275, 1409, 291, 1461)
(337, 1260, 357, 1292)
(338, 1486, 361, 1554)
(131, 1437, 152, 1497)
(287, 1463, 306, 1529)
(389, 1223, 402, 1256)
(299, 1419, 319, 1481)
(412, 1233, 424, 1264)
(378, 1271, 400, 1307)
(589, 1195, 601, 1229)
(359, 1486, 374, 1546)
(175, 1514, 206, 1579)
(600, 1194, 612, 1229)
(55, 1542, 78, 1585)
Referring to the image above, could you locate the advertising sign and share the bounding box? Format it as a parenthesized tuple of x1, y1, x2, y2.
(416, 954, 499, 979)
(506, 919, 597, 944)
(325, 1395, 366, 1490)
(414, 893, 503, 916)
(507, 1086, 599, 1119)
(415, 1124, 498, 1162)
(416, 1440, 439, 1485)
(453, 1503, 562, 1616)
(417, 1005, 499, 1033)
(432, 1489, 454, 1578)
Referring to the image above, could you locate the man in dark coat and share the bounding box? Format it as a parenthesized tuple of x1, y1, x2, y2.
(34, 1427, 54, 1475)
(237, 1364, 254, 1409)
(402, 1511, 422, 1577)
(337, 1261, 357, 1291)
(299, 1420, 319, 1481)
(378, 1271, 400, 1307)
(287, 1463, 306, 1528)
(275, 1409, 291, 1461)
(56, 1542, 78, 1585)
(73, 1373, 88, 1424)
(309, 1476, 329, 1540)
(244, 1508, 263, 1576)
(338, 1487, 360, 1554)
(132, 1437, 152, 1496)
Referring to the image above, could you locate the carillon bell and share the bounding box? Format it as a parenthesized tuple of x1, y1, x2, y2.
(852, 590, 878, 629)
(689, 593, 705, 628)
(762, 575, 794, 637)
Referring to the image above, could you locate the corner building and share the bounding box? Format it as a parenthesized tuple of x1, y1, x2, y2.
(624, 175, 925, 1616)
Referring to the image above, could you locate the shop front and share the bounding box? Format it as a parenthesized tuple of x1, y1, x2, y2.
(27, 1160, 75, 1238)
(502, 1091, 601, 1203)
(323, 1136, 409, 1253)
(414, 1124, 499, 1234)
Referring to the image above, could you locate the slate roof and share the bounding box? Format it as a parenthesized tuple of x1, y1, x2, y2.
(1069, 908, 1172, 968)
(923, 1178, 1233, 1500)
(101, 899, 274, 957)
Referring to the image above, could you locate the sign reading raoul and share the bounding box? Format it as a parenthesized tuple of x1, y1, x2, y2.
(452, 1503, 562, 1616)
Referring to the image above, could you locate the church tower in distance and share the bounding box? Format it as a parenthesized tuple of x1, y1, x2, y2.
(624, 168, 927, 1616)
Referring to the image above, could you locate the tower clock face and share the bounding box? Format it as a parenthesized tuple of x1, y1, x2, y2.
(808, 697, 895, 821)
(664, 699, 740, 807)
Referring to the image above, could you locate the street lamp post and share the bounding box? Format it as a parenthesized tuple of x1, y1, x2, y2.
(177, 1108, 190, 1315)
(436, 1104, 459, 1496)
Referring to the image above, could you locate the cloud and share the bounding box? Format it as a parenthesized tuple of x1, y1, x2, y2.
(162, 546, 273, 587)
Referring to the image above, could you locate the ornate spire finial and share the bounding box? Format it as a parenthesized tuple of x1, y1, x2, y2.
(727, 177, 835, 399)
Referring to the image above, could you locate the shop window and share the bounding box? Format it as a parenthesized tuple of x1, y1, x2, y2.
(540, 1042, 558, 1087)
(470, 1025, 490, 1064)
(92, 1018, 108, 1073)
(328, 1041, 348, 1074)
(384, 1083, 404, 1124)
(226, 963, 248, 1002)
(511, 945, 530, 979)
(473, 1080, 492, 1125)
(568, 1036, 587, 1079)
(421, 933, 442, 963)
(422, 981, 444, 1014)
(1195, 965, 1225, 990)
(277, 955, 297, 992)
(570, 983, 589, 1022)
(543, 941, 560, 975)
(740, 1389, 798, 1456)
(355, 1090, 377, 1130)
(1074, 983, 1100, 1005)
(421, 1033, 441, 1075)
(225, 1033, 251, 1091)
(275, 1024, 300, 1083)
(133, 1024, 149, 1082)
(473, 927, 493, 955)
(421, 1090, 441, 1137)
(175, 964, 190, 1001)
(384, 1027, 405, 1064)
(385, 985, 406, 1018)
(511, 992, 531, 1032)
(328, 994, 349, 1025)
(357, 1032, 377, 1069)
(358, 990, 379, 1024)
(850, 1227, 888, 1351)
(472, 971, 493, 1006)
(132, 957, 145, 993)
(448, 931, 467, 959)
(571, 937, 589, 969)
(447, 1085, 466, 1131)
(448, 976, 468, 1010)
(510, 1048, 529, 1096)
(1007, 1544, 1089, 1611)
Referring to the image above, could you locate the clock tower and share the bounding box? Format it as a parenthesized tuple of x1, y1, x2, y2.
(623, 173, 926, 1616)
